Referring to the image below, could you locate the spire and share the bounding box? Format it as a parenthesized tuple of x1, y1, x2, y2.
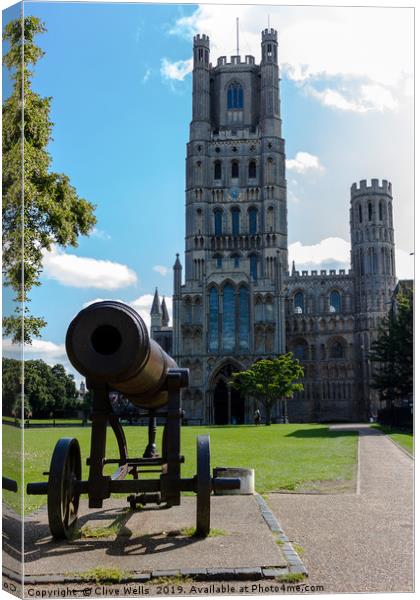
(161, 297, 170, 327)
(174, 253, 182, 270)
(150, 287, 162, 316)
(292, 260, 296, 275)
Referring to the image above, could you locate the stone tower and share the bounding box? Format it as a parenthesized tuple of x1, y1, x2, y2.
(172, 29, 288, 424)
(350, 179, 396, 417)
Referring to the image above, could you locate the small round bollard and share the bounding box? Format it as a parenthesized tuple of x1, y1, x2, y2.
(213, 467, 255, 495)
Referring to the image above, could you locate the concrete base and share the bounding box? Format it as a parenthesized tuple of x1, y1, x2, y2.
(213, 467, 255, 495)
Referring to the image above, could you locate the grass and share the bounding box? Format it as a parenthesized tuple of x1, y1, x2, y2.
(75, 567, 129, 583)
(177, 526, 226, 538)
(275, 573, 307, 583)
(371, 424, 413, 454)
(2, 423, 358, 514)
(79, 509, 132, 539)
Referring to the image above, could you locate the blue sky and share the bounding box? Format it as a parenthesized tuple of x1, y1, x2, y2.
(2, 1, 414, 381)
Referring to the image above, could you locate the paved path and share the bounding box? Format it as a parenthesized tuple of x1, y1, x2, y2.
(3, 496, 287, 579)
(268, 424, 414, 593)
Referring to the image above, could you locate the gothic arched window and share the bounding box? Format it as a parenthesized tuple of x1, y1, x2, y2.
(232, 253, 240, 268)
(248, 207, 258, 234)
(379, 201, 384, 221)
(293, 340, 308, 361)
(213, 253, 223, 268)
(330, 341, 344, 359)
(214, 209, 222, 236)
(214, 160, 222, 180)
(329, 290, 341, 313)
(368, 202, 373, 221)
(359, 204, 362, 223)
(294, 292, 304, 314)
(248, 160, 257, 179)
(231, 161, 239, 179)
(227, 82, 244, 109)
(239, 286, 250, 350)
(250, 254, 258, 280)
(209, 288, 219, 352)
(222, 284, 235, 351)
(231, 207, 240, 235)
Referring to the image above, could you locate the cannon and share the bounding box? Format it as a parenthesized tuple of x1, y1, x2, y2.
(27, 301, 240, 540)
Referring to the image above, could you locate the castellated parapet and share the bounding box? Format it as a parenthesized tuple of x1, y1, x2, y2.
(351, 179, 392, 199)
(193, 33, 210, 47)
(288, 269, 352, 278)
(261, 27, 278, 41)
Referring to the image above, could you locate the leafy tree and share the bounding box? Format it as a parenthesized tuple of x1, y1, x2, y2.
(2, 357, 22, 415)
(2, 16, 96, 343)
(370, 287, 413, 408)
(231, 354, 304, 425)
(2, 358, 79, 416)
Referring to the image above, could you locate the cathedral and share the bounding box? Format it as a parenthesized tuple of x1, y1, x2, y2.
(151, 28, 397, 424)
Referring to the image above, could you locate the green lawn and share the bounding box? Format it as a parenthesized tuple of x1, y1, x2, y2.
(2, 423, 358, 514)
(371, 424, 413, 455)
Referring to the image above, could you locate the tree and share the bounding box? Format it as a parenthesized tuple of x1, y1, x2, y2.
(370, 286, 413, 408)
(2, 16, 96, 343)
(2, 358, 79, 416)
(231, 354, 304, 425)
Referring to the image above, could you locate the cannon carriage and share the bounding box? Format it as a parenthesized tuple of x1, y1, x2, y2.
(27, 301, 239, 539)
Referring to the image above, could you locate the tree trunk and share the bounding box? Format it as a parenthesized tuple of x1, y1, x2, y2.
(264, 399, 272, 426)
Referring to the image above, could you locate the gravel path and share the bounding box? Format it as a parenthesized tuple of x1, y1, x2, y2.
(268, 424, 414, 593)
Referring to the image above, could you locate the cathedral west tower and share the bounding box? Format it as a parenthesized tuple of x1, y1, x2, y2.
(171, 29, 288, 424)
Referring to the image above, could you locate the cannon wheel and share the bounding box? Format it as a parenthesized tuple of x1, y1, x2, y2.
(47, 438, 81, 540)
(196, 435, 211, 537)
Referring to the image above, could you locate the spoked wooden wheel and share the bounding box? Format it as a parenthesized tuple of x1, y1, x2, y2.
(47, 438, 81, 540)
(196, 434, 211, 537)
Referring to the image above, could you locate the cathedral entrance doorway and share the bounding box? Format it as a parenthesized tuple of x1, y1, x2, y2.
(211, 363, 245, 425)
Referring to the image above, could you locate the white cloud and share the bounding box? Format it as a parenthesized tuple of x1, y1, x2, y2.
(142, 68, 151, 83)
(42, 246, 137, 290)
(306, 83, 398, 113)
(288, 237, 414, 279)
(130, 293, 173, 330)
(289, 237, 351, 272)
(81, 293, 173, 331)
(91, 227, 111, 241)
(3, 338, 66, 359)
(168, 5, 412, 111)
(286, 151, 325, 174)
(153, 265, 170, 276)
(160, 58, 193, 81)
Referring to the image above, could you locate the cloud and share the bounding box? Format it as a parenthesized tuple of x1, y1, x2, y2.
(42, 246, 138, 290)
(3, 338, 66, 359)
(289, 237, 350, 272)
(168, 5, 412, 111)
(82, 293, 173, 331)
(288, 237, 414, 279)
(142, 68, 151, 83)
(153, 265, 170, 276)
(286, 151, 325, 174)
(91, 227, 111, 241)
(160, 57, 193, 81)
(306, 83, 398, 113)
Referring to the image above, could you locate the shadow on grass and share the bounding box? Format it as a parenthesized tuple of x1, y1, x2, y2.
(285, 427, 358, 439)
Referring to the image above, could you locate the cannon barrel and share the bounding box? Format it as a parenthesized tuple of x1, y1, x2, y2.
(66, 300, 181, 408)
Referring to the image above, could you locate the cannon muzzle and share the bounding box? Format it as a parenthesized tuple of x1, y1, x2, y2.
(66, 300, 181, 408)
